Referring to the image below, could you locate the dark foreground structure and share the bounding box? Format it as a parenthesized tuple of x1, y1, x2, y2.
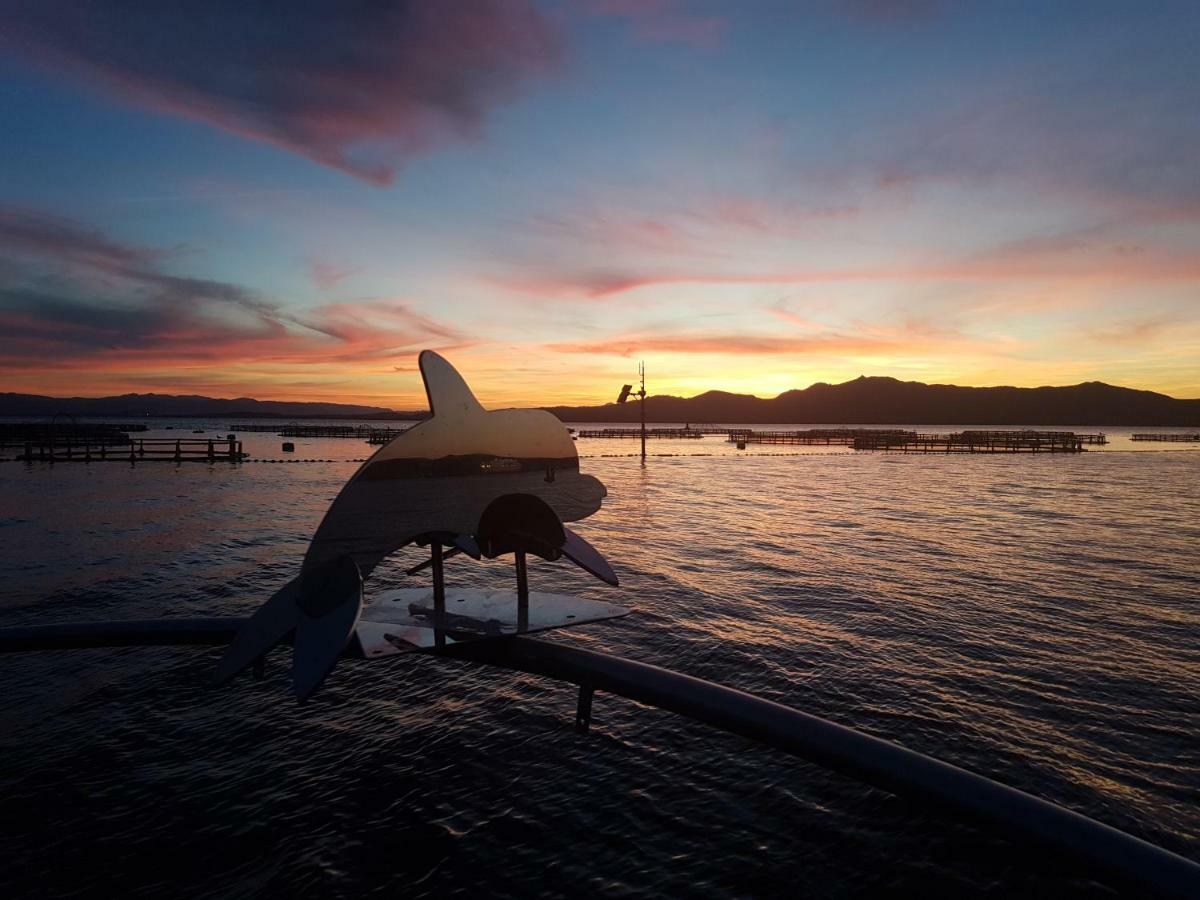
(0, 621, 1197, 899)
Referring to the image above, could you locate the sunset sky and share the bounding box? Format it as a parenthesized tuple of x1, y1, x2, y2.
(2, 1, 1198, 408)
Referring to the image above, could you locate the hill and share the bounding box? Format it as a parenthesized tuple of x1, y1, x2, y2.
(543, 378, 1200, 426)
(2, 378, 1197, 425)
(0, 392, 421, 420)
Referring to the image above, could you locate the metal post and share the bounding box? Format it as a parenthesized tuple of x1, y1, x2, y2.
(575, 683, 594, 733)
(515, 550, 529, 632)
(639, 360, 646, 464)
(431, 541, 446, 649)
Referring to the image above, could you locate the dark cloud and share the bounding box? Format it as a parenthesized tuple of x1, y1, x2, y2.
(0, 207, 159, 273)
(0, 207, 467, 369)
(1, 1, 562, 185)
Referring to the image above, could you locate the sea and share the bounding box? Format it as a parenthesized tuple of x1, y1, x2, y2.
(1, 421, 1197, 898)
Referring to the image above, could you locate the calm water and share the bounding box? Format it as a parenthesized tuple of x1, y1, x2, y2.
(1, 425, 1198, 898)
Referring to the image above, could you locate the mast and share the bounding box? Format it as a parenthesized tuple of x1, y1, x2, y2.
(639, 361, 646, 463)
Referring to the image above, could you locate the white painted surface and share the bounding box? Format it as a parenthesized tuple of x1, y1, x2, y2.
(356, 587, 630, 658)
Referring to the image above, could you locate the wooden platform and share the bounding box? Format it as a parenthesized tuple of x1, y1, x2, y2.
(576, 428, 703, 439)
(1131, 432, 1200, 442)
(235, 424, 414, 443)
(0, 423, 140, 450)
(852, 430, 1093, 453)
(18, 438, 246, 462)
(728, 428, 916, 445)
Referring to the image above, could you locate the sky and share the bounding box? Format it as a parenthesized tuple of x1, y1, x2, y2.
(1, 0, 1198, 408)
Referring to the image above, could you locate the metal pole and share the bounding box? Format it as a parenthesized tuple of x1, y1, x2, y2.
(431, 541, 446, 649)
(639, 360, 646, 464)
(444, 637, 1200, 900)
(515, 551, 529, 631)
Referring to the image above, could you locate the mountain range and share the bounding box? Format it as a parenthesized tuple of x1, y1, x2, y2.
(544, 377, 1200, 426)
(0, 392, 412, 420)
(1, 378, 1197, 425)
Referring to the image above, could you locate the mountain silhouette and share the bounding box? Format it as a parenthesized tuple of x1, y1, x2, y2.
(0, 392, 415, 420)
(544, 377, 1200, 426)
(2, 377, 1197, 425)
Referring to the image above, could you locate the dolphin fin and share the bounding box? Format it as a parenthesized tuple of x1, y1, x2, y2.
(419, 350, 484, 416)
(561, 527, 619, 586)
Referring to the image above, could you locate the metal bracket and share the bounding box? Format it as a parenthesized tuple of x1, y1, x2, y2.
(575, 683, 594, 733)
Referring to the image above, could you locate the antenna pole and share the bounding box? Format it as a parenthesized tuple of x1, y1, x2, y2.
(515, 550, 529, 632)
(430, 541, 446, 648)
(639, 361, 646, 463)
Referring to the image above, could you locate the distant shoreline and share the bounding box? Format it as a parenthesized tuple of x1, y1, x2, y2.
(3, 375, 1198, 426)
(2, 415, 1197, 428)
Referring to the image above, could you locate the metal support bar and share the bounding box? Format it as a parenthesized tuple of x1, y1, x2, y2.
(514, 551, 529, 632)
(0, 618, 242, 651)
(430, 541, 446, 649)
(440, 636, 1200, 900)
(575, 683, 594, 733)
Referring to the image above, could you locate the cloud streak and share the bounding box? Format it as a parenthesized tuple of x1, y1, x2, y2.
(547, 317, 1003, 359)
(2, 1, 561, 185)
(0, 208, 468, 387)
(588, 0, 728, 48)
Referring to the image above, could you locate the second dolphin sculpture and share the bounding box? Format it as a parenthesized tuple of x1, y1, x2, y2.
(214, 351, 626, 700)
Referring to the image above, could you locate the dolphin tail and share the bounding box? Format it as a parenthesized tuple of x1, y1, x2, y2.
(213, 556, 364, 701)
(211, 574, 303, 686)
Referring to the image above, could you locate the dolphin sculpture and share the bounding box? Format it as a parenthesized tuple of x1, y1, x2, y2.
(214, 350, 617, 700)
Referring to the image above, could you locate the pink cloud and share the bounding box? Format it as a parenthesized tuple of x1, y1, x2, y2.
(588, 0, 728, 48)
(0, 207, 470, 378)
(547, 317, 1001, 359)
(489, 221, 1200, 299)
(308, 259, 357, 292)
(3, 2, 562, 185)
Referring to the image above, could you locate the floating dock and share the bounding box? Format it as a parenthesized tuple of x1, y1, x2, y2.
(366, 428, 415, 444)
(1131, 432, 1200, 442)
(0, 423, 141, 450)
(18, 437, 245, 462)
(852, 430, 1096, 453)
(234, 424, 414, 442)
(279, 424, 378, 438)
(727, 428, 916, 445)
(576, 428, 703, 439)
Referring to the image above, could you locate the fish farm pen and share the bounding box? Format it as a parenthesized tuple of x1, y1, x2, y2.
(0, 423, 144, 451)
(17, 437, 246, 463)
(576, 428, 704, 439)
(366, 428, 415, 444)
(280, 424, 378, 438)
(1131, 432, 1200, 442)
(229, 424, 416, 442)
(851, 430, 1101, 453)
(727, 428, 917, 445)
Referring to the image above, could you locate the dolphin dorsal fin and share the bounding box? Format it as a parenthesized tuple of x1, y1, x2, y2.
(420, 350, 484, 416)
